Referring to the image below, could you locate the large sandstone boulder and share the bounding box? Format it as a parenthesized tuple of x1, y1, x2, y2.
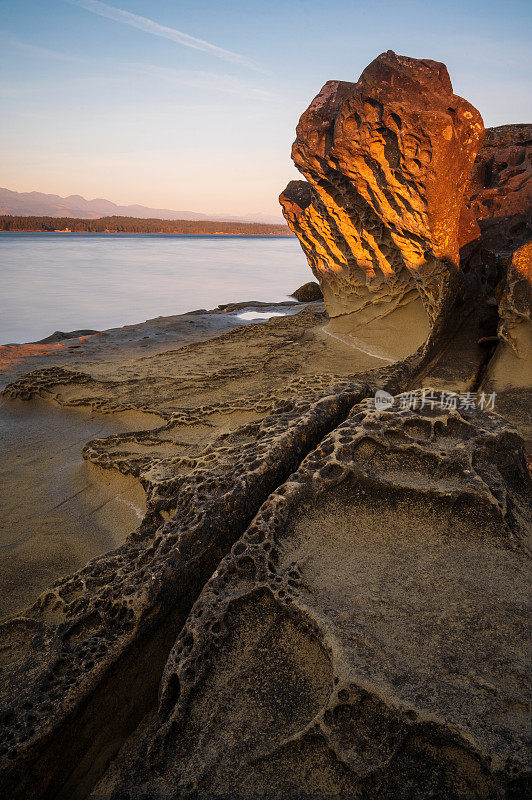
(280, 50, 484, 325)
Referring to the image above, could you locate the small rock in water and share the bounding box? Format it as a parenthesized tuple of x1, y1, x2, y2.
(291, 281, 323, 302)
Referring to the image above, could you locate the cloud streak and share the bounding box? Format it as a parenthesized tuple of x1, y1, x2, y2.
(69, 0, 262, 71)
(1, 34, 86, 63)
(127, 63, 276, 101)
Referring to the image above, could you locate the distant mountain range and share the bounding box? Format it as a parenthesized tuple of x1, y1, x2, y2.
(0, 187, 283, 225)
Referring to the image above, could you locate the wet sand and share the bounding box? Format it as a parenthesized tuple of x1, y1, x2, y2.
(0, 399, 157, 618)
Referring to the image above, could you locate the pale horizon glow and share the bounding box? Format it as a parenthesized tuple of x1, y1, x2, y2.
(1, 0, 530, 219)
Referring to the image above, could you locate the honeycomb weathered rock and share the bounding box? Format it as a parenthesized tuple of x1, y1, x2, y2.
(102, 391, 531, 799)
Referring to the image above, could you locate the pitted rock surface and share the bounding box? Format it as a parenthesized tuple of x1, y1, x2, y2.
(1, 309, 367, 418)
(280, 50, 484, 323)
(0, 251, 520, 799)
(0, 379, 364, 799)
(101, 392, 531, 799)
(467, 124, 532, 252)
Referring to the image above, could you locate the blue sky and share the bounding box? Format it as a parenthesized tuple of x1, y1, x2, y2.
(1, 0, 531, 219)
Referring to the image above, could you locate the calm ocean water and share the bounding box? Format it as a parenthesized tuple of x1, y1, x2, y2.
(0, 233, 310, 344)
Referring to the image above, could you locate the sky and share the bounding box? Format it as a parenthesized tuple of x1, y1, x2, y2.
(1, 0, 531, 220)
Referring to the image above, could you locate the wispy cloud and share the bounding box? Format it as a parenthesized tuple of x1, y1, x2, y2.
(1, 34, 86, 63)
(69, 0, 262, 71)
(127, 63, 276, 101)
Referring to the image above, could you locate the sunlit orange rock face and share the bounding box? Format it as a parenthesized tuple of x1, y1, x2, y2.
(280, 50, 484, 322)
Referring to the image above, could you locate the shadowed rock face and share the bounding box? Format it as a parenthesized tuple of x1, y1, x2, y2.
(467, 124, 532, 252)
(498, 241, 532, 353)
(479, 241, 532, 444)
(280, 50, 484, 323)
(461, 127, 531, 444)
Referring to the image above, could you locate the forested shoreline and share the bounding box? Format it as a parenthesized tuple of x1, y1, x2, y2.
(0, 215, 292, 235)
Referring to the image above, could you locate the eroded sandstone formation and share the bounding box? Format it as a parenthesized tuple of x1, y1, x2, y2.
(96, 393, 531, 799)
(0, 305, 505, 799)
(0, 366, 361, 799)
(467, 124, 532, 252)
(0, 52, 530, 800)
(280, 50, 484, 324)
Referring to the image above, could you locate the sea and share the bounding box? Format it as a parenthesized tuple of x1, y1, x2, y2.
(0, 233, 310, 344)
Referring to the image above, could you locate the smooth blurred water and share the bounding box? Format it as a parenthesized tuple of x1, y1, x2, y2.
(0, 233, 310, 344)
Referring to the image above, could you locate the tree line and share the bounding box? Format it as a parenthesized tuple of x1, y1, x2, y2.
(0, 215, 292, 236)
